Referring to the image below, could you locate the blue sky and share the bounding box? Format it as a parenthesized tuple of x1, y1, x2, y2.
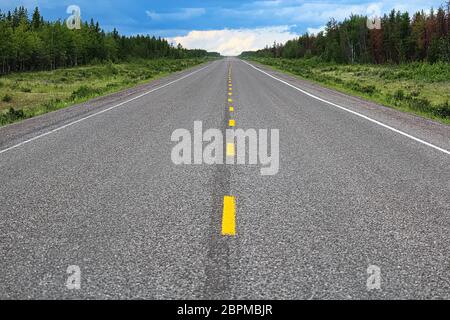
(0, 0, 445, 55)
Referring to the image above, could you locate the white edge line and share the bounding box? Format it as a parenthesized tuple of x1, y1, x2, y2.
(242, 60, 450, 156)
(0, 64, 210, 155)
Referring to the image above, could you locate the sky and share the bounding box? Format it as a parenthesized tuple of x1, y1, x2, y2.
(0, 0, 446, 55)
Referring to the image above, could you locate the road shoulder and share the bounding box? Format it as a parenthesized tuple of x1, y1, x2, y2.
(242, 59, 450, 152)
(0, 61, 214, 151)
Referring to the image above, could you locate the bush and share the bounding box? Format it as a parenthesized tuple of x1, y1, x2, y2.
(2, 94, 13, 102)
(0, 107, 26, 125)
(344, 81, 376, 95)
(105, 62, 119, 76)
(43, 99, 61, 112)
(408, 97, 433, 113)
(70, 86, 100, 100)
(361, 84, 376, 95)
(409, 90, 421, 98)
(434, 101, 450, 118)
(20, 87, 32, 93)
(393, 89, 405, 101)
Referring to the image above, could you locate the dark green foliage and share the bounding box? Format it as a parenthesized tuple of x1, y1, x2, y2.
(20, 87, 32, 93)
(393, 89, 405, 101)
(435, 101, 450, 117)
(2, 94, 13, 102)
(0, 107, 26, 125)
(251, 57, 450, 120)
(241, 2, 450, 64)
(70, 86, 101, 100)
(0, 6, 214, 75)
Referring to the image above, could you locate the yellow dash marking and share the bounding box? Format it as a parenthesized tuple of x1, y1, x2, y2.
(228, 98, 233, 103)
(222, 196, 236, 236)
(229, 119, 235, 127)
(229, 106, 234, 112)
(228, 92, 232, 96)
(226, 143, 235, 157)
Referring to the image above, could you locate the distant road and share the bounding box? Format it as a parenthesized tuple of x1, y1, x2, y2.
(0, 58, 449, 299)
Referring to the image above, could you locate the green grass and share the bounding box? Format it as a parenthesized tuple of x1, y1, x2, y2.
(247, 57, 450, 124)
(0, 58, 210, 127)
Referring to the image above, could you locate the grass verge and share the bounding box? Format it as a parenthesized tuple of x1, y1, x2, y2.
(247, 57, 450, 124)
(0, 58, 211, 127)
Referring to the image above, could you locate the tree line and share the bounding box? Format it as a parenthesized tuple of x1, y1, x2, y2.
(0, 6, 219, 75)
(242, 2, 450, 64)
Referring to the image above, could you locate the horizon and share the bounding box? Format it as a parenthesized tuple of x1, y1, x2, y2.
(0, 0, 446, 56)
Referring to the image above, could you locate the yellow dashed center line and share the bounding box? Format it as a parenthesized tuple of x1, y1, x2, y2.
(222, 196, 236, 236)
(226, 143, 235, 157)
(224, 67, 236, 237)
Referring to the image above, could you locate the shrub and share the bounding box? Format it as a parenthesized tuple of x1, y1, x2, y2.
(344, 81, 376, 95)
(2, 94, 13, 102)
(434, 101, 450, 118)
(409, 90, 421, 98)
(408, 97, 433, 113)
(43, 99, 61, 112)
(0, 107, 26, 125)
(105, 62, 119, 76)
(361, 85, 376, 95)
(20, 87, 32, 93)
(70, 86, 100, 100)
(393, 89, 405, 101)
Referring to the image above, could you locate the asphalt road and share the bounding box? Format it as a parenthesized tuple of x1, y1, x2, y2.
(0, 58, 449, 300)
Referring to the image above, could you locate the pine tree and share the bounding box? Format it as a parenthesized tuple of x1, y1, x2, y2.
(31, 7, 41, 30)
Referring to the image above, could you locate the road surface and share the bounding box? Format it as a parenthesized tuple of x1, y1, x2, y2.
(0, 58, 449, 299)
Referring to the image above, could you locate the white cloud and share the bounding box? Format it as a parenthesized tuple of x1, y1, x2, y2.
(170, 26, 299, 56)
(307, 26, 326, 35)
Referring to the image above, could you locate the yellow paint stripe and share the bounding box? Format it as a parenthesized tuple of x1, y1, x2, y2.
(226, 143, 235, 157)
(222, 196, 236, 236)
(228, 98, 233, 103)
(229, 106, 234, 112)
(228, 92, 232, 96)
(229, 119, 235, 127)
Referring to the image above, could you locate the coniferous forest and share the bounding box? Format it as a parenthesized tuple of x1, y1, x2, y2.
(242, 3, 450, 64)
(0, 6, 217, 75)
(240, 3, 450, 122)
